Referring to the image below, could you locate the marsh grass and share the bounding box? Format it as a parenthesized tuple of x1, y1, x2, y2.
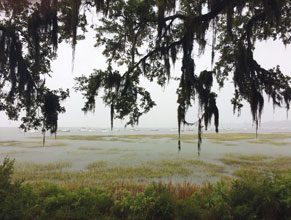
(44, 141, 67, 147)
(268, 157, 291, 172)
(15, 154, 291, 189)
(78, 147, 134, 153)
(221, 154, 270, 163)
(0, 140, 67, 148)
(13, 159, 224, 188)
(15, 160, 72, 172)
(86, 160, 108, 170)
(220, 154, 291, 176)
(220, 154, 271, 167)
(247, 139, 289, 146)
(106, 181, 200, 199)
(57, 133, 291, 143)
(0, 150, 27, 155)
(78, 147, 104, 151)
(0, 141, 20, 147)
(204, 133, 291, 142)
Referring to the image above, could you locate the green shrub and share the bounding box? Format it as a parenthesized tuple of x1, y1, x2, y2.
(130, 184, 176, 220)
(229, 171, 291, 220)
(112, 191, 134, 219)
(112, 184, 176, 220)
(40, 187, 113, 219)
(0, 157, 38, 220)
(274, 174, 291, 218)
(176, 197, 202, 220)
(182, 182, 231, 220)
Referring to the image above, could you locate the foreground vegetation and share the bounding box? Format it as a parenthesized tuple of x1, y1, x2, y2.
(1, 158, 291, 220)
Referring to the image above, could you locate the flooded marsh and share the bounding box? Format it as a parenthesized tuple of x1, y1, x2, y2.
(0, 131, 291, 187)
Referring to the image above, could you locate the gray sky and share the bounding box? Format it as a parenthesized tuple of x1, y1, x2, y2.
(1, 29, 291, 128)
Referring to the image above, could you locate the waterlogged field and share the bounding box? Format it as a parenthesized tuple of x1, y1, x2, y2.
(0, 132, 291, 187)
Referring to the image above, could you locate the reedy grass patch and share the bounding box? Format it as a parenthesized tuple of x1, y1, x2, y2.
(56, 132, 291, 143)
(15, 160, 73, 172)
(220, 154, 291, 176)
(0, 140, 67, 148)
(247, 138, 290, 146)
(12, 159, 224, 188)
(0, 141, 20, 147)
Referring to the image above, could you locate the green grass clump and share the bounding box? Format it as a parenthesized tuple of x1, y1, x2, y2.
(220, 154, 270, 166)
(220, 154, 291, 177)
(15, 160, 72, 172)
(86, 160, 108, 170)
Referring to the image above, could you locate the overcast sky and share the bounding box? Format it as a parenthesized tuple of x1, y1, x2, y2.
(1, 28, 291, 128)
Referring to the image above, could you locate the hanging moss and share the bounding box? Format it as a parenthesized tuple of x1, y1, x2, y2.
(40, 89, 69, 142)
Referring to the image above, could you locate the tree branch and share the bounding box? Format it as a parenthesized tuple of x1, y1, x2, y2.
(124, 38, 184, 77)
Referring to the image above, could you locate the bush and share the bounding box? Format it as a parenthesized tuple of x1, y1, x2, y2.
(229, 171, 291, 220)
(40, 187, 113, 219)
(142, 184, 176, 220)
(112, 184, 176, 220)
(112, 191, 133, 219)
(175, 172, 291, 220)
(178, 182, 231, 220)
(0, 157, 38, 220)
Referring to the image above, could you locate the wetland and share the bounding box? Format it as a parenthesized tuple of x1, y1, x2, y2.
(1, 130, 291, 188)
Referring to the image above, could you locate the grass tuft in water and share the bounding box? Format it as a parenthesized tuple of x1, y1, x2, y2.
(12, 159, 224, 187)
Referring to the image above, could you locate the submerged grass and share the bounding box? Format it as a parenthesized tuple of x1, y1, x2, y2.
(86, 160, 108, 170)
(247, 139, 289, 146)
(0, 140, 66, 148)
(0, 141, 20, 147)
(13, 159, 224, 188)
(220, 154, 291, 176)
(15, 160, 73, 172)
(57, 132, 291, 143)
(220, 154, 270, 165)
(11, 153, 290, 188)
(0, 150, 27, 155)
(205, 133, 291, 142)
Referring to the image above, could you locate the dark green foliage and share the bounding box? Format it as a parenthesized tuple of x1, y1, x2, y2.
(132, 184, 176, 220)
(40, 187, 113, 219)
(40, 89, 69, 144)
(0, 0, 70, 135)
(0, 158, 38, 220)
(0, 0, 107, 133)
(113, 184, 176, 220)
(75, 65, 156, 128)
